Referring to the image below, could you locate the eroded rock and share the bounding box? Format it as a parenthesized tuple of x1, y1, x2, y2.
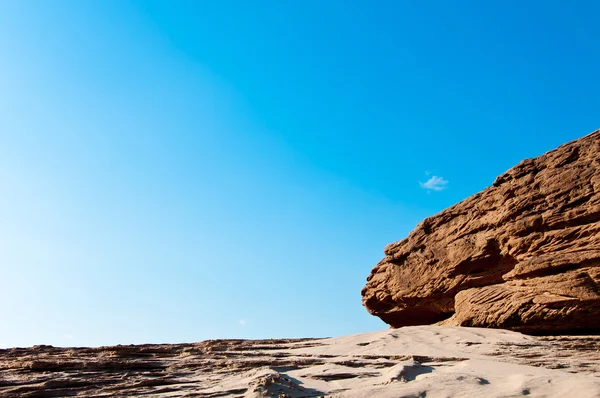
(2, 328, 600, 397)
(362, 129, 600, 334)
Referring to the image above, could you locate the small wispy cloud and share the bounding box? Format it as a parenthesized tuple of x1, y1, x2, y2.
(63, 334, 73, 341)
(419, 175, 448, 192)
(238, 319, 246, 326)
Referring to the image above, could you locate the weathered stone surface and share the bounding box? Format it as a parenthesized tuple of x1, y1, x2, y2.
(362, 129, 600, 334)
(2, 328, 600, 397)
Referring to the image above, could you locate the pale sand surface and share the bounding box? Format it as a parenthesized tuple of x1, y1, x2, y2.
(2, 326, 600, 397)
(215, 326, 600, 397)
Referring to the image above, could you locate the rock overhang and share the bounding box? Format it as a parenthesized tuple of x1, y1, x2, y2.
(362, 129, 600, 334)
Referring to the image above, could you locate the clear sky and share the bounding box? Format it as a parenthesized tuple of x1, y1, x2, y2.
(1, 1, 599, 348)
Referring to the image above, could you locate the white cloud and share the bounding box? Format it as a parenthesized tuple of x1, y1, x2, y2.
(63, 334, 73, 340)
(238, 319, 246, 326)
(419, 175, 448, 191)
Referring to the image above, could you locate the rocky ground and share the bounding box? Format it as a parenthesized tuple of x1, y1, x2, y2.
(2, 326, 600, 397)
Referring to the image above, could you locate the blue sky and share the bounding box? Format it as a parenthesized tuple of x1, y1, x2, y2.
(1, 1, 599, 347)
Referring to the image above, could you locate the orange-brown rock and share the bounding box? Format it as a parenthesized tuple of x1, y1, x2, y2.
(362, 129, 600, 334)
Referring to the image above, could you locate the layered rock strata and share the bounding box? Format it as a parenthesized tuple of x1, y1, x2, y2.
(2, 327, 600, 397)
(362, 129, 600, 334)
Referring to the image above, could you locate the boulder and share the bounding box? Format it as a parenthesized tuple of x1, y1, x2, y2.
(362, 129, 600, 334)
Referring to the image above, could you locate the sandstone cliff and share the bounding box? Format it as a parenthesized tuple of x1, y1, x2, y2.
(362, 129, 600, 334)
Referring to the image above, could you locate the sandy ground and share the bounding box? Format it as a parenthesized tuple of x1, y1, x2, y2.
(2, 326, 600, 397)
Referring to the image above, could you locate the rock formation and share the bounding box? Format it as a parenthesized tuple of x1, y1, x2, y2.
(362, 129, 600, 334)
(2, 327, 600, 397)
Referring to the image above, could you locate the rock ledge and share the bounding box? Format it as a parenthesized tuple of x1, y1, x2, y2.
(362, 129, 600, 334)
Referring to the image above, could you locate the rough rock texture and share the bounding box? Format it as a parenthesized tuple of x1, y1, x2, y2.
(362, 129, 600, 334)
(2, 327, 600, 397)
